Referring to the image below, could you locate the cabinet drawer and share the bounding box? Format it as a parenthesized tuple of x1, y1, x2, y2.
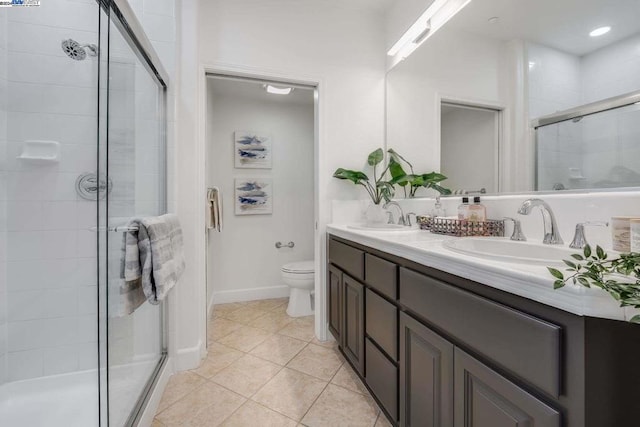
(366, 289, 398, 360)
(365, 253, 397, 299)
(366, 338, 398, 421)
(329, 238, 364, 281)
(400, 267, 561, 398)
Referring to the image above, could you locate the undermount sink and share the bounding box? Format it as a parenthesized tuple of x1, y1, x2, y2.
(443, 238, 577, 265)
(347, 223, 418, 232)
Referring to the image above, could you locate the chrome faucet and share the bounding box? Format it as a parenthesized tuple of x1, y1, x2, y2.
(569, 221, 608, 249)
(517, 199, 563, 244)
(383, 201, 405, 226)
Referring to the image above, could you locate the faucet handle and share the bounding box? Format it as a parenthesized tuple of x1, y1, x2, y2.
(405, 212, 417, 227)
(386, 211, 394, 224)
(503, 217, 527, 241)
(569, 221, 609, 249)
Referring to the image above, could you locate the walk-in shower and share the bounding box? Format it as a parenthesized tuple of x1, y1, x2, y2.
(534, 91, 640, 191)
(0, 1, 170, 426)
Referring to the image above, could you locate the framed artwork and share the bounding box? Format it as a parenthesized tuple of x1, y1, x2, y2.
(234, 131, 272, 169)
(234, 178, 273, 215)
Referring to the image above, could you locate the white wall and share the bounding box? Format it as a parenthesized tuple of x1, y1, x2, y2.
(581, 33, 640, 104)
(206, 81, 314, 304)
(386, 27, 509, 177)
(441, 107, 497, 193)
(166, 0, 387, 363)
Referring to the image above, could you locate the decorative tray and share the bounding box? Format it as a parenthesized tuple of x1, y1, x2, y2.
(416, 216, 504, 237)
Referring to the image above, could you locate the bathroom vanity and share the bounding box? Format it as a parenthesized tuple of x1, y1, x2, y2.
(326, 226, 640, 427)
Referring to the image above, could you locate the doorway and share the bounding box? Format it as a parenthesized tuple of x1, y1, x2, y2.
(440, 102, 501, 193)
(204, 75, 317, 321)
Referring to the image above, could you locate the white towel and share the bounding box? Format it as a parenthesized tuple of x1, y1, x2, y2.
(206, 187, 223, 232)
(121, 214, 185, 309)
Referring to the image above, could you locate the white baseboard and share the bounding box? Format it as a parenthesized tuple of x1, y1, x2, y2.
(137, 356, 173, 427)
(175, 340, 204, 372)
(211, 285, 290, 305)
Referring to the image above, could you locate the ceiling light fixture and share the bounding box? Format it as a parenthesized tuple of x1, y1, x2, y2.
(589, 26, 611, 37)
(264, 84, 293, 95)
(387, 0, 473, 60)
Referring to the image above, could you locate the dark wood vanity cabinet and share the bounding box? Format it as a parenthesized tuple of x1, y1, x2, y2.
(399, 312, 453, 427)
(328, 234, 640, 427)
(342, 274, 365, 374)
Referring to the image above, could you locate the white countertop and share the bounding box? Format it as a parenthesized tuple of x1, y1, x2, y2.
(327, 224, 635, 322)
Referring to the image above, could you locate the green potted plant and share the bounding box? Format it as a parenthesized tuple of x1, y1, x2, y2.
(548, 245, 640, 322)
(333, 148, 395, 225)
(386, 149, 451, 198)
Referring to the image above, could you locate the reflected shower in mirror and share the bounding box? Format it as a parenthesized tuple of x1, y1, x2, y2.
(385, 0, 640, 196)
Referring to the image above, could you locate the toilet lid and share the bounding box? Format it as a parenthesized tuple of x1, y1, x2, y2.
(282, 260, 315, 274)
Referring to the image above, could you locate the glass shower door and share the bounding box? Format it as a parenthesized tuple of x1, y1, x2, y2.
(103, 6, 167, 427)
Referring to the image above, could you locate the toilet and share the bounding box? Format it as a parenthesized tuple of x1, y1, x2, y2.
(281, 260, 315, 317)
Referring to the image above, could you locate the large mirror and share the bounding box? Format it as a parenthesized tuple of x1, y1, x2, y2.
(386, 0, 640, 196)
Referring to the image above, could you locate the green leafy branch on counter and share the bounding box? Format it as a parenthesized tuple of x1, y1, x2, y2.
(548, 245, 640, 323)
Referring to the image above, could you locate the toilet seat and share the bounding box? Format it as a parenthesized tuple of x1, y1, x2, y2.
(281, 260, 314, 274)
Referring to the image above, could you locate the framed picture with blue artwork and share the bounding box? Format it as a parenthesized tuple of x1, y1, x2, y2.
(234, 131, 272, 169)
(234, 178, 273, 215)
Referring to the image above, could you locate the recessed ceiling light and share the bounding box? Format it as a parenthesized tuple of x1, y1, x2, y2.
(589, 26, 611, 37)
(264, 84, 293, 95)
(488, 17, 499, 24)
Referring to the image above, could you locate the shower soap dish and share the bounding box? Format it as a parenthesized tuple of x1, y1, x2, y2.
(16, 140, 60, 164)
(420, 216, 504, 237)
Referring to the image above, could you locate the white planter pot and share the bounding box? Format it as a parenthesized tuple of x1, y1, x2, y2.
(365, 203, 387, 226)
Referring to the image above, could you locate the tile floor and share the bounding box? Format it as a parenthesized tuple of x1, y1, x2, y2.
(153, 298, 392, 427)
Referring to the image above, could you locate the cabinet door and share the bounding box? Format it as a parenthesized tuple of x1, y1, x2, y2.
(399, 313, 453, 427)
(328, 265, 343, 343)
(343, 274, 365, 375)
(454, 348, 560, 427)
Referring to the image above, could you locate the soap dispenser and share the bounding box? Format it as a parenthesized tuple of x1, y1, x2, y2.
(457, 197, 470, 220)
(468, 196, 487, 222)
(430, 195, 446, 218)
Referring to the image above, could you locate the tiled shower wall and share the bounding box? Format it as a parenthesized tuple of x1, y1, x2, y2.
(580, 34, 640, 188)
(0, 7, 8, 386)
(4, 1, 100, 382)
(529, 34, 640, 190)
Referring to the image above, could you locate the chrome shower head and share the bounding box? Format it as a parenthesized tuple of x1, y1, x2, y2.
(61, 39, 98, 60)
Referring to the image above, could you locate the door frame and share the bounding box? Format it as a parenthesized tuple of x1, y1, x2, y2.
(197, 63, 327, 346)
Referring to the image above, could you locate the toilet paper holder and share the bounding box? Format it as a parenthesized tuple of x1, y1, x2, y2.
(275, 241, 295, 249)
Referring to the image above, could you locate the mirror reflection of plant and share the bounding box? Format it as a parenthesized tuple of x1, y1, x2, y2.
(387, 149, 451, 198)
(548, 245, 640, 323)
(332, 148, 395, 205)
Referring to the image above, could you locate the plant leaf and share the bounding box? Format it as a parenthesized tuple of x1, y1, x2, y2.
(630, 315, 640, 324)
(387, 149, 413, 171)
(333, 168, 369, 184)
(548, 267, 564, 280)
(563, 260, 577, 269)
(571, 254, 584, 261)
(367, 148, 384, 166)
(596, 245, 605, 260)
(554, 280, 565, 289)
(584, 245, 592, 258)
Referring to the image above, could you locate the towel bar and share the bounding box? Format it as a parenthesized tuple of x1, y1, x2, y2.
(89, 225, 140, 232)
